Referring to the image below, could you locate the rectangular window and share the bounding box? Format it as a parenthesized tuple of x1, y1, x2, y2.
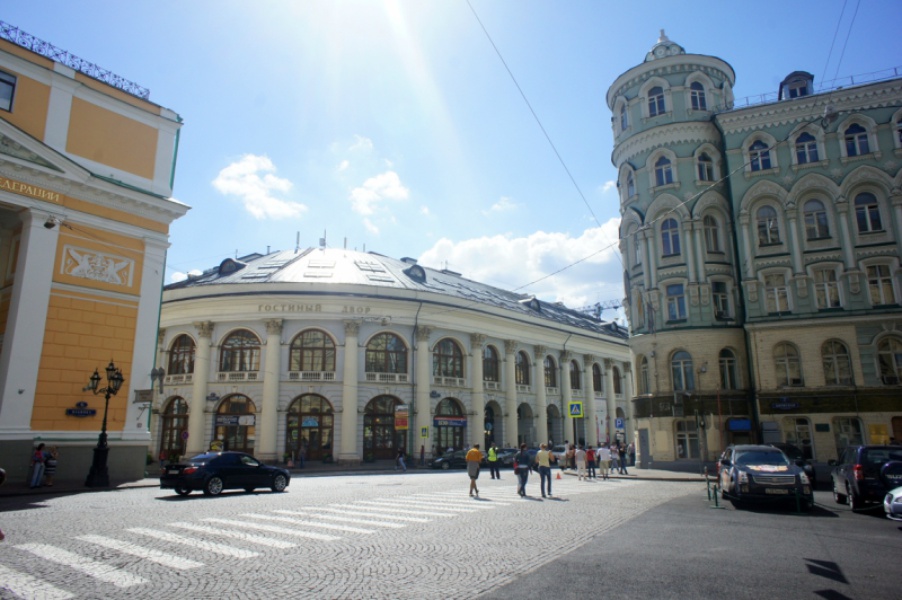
(666, 284, 686, 321)
(868, 265, 896, 306)
(0, 71, 15, 112)
(712, 282, 729, 318)
(765, 274, 789, 313)
(814, 269, 841, 309)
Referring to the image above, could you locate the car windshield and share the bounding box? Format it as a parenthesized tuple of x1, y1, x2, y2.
(776, 445, 802, 460)
(735, 450, 789, 467)
(863, 448, 902, 465)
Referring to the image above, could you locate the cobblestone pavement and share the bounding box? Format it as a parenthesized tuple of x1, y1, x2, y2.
(0, 472, 700, 599)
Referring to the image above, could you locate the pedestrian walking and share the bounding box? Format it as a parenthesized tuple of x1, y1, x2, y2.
(465, 443, 482, 497)
(628, 441, 636, 467)
(586, 445, 596, 479)
(514, 443, 532, 497)
(565, 444, 576, 471)
(420, 444, 425, 467)
(487, 443, 500, 479)
(298, 441, 307, 469)
(610, 443, 620, 474)
(618, 442, 629, 475)
(396, 447, 407, 472)
(575, 444, 587, 480)
(29, 443, 45, 489)
(536, 443, 553, 498)
(598, 444, 612, 480)
(43, 446, 59, 486)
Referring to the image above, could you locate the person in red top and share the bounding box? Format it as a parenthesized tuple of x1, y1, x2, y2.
(465, 443, 482, 497)
(586, 446, 597, 479)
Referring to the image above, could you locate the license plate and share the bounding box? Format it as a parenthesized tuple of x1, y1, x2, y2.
(167, 469, 180, 475)
(765, 488, 788, 495)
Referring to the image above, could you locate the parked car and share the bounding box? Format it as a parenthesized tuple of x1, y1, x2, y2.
(429, 450, 486, 470)
(830, 445, 902, 510)
(160, 451, 290, 496)
(884, 485, 902, 521)
(768, 442, 817, 488)
(717, 444, 813, 509)
(496, 448, 517, 466)
(551, 445, 568, 466)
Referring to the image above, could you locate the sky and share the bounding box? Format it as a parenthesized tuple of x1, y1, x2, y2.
(5, 1, 901, 322)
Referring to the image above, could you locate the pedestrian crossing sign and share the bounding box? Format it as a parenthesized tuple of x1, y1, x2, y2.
(568, 401, 583, 418)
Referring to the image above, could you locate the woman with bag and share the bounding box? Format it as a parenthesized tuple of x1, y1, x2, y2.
(514, 443, 531, 497)
(29, 443, 45, 489)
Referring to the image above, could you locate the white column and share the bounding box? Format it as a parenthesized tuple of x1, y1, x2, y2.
(583, 355, 597, 447)
(692, 220, 707, 283)
(339, 321, 359, 462)
(534, 345, 548, 445)
(504, 340, 519, 447)
(739, 212, 754, 279)
(415, 326, 433, 453)
(187, 321, 213, 456)
(623, 362, 636, 444)
(786, 213, 804, 274)
(0, 212, 60, 435)
(469, 334, 486, 447)
(560, 351, 574, 444)
(604, 358, 617, 443)
(258, 318, 282, 462)
(640, 229, 653, 289)
(683, 221, 697, 283)
(836, 199, 856, 269)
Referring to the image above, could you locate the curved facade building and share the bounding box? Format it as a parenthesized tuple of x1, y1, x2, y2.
(151, 247, 630, 465)
(608, 32, 902, 467)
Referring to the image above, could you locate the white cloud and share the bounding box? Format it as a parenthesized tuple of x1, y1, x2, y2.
(349, 170, 410, 216)
(212, 154, 306, 219)
(336, 159, 350, 172)
(170, 269, 202, 283)
(600, 180, 617, 194)
(418, 220, 624, 309)
(482, 196, 518, 216)
(420, 206, 431, 216)
(349, 135, 374, 153)
(363, 217, 379, 234)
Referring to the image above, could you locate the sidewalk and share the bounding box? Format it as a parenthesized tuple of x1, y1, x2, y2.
(0, 463, 706, 499)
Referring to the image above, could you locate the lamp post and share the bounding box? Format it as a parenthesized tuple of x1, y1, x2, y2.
(84, 360, 125, 487)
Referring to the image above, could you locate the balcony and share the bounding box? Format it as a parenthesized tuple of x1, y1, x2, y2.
(217, 371, 259, 382)
(164, 373, 193, 385)
(516, 384, 532, 393)
(571, 389, 584, 398)
(365, 372, 409, 384)
(288, 371, 336, 382)
(546, 387, 559, 396)
(484, 380, 500, 391)
(433, 376, 466, 388)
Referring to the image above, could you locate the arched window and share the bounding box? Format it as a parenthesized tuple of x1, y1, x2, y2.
(803, 199, 829, 239)
(544, 356, 557, 388)
(719, 349, 739, 390)
(363, 395, 402, 460)
(822, 340, 852, 385)
(795, 132, 819, 164)
(515, 351, 530, 386)
(592, 363, 603, 394)
(483, 345, 500, 383)
(867, 265, 896, 306)
(774, 343, 803, 387)
(671, 351, 694, 391)
(757, 205, 781, 245)
(661, 218, 681, 256)
(638, 357, 649, 394)
(289, 329, 336, 372)
(844, 123, 870, 156)
(612, 366, 622, 395)
(648, 86, 665, 116)
(626, 172, 635, 197)
(167, 334, 195, 375)
(749, 140, 772, 171)
(877, 337, 902, 385)
(286, 394, 334, 461)
(654, 156, 673, 186)
(159, 397, 188, 462)
(434, 398, 465, 452)
(214, 395, 256, 453)
(704, 215, 721, 253)
(219, 330, 261, 372)
(365, 333, 408, 374)
(855, 193, 883, 233)
(620, 103, 629, 130)
(697, 152, 714, 181)
(433, 338, 464, 378)
(570, 360, 581, 390)
(690, 82, 707, 110)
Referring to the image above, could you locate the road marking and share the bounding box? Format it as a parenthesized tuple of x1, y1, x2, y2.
(411, 494, 509, 507)
(352, 501, 458, 517)
(16, 543, 148, 588)
(274, 509, 407, 528)
(321, 505, 433, 523)
(365, 499, 480, 512)
(242, 513, 376, 535)
(168, 522, 296, 549)
(128, 527, 260, 558)
(203, 517, 340, 541)
(0, 563, 75, 600)
(79, 535, 204, 570)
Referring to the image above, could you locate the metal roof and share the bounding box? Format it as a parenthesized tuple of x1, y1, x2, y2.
(166, 247, 627, 339)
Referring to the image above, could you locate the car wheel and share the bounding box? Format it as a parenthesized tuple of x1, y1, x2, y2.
(203, 476, 224, 496)
(846, 483, 862, 511)
(271, 474, 288, 493)
(441, 462, 450, 470)
(175, 486, 191, 496)
(244, 487, 255, 493)
(832, 480, 846, 504)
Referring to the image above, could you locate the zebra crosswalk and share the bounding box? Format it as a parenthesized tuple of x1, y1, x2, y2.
(0, 479, 634, 599)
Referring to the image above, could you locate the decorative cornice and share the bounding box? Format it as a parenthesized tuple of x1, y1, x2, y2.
(613, 121, 720, 167)
(194, 321, 214, 339)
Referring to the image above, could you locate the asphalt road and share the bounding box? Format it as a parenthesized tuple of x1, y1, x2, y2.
(0, 473, 899, 599)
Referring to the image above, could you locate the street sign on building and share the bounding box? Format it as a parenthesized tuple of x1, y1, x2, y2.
(568, 401, 583, 418)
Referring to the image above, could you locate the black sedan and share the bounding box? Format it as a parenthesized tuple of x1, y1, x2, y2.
(160, 451, 290, 496)
(429, 450, 487, 470)
(718, 444, 813, 509)
(768, 442, 817, 487)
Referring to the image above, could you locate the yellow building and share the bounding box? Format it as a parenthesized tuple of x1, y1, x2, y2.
(0, 23, 188, 484)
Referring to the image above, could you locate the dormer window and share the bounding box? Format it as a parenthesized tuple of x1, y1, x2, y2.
(779, 71, 814, 100)
(218, 258, 247, 275)
(403, 264, 427, 282)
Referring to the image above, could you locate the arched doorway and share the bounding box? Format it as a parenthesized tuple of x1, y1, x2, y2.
(546, 404, 562, 446)
(286, 394, 334, 462)
(214, 395, 256, 454)
(434, 397, 466, 452)
(517, 403, 535, 447)
(484, 400, 504, 448)
(158, 397, 188, 463)
(363, 395, 402, 460)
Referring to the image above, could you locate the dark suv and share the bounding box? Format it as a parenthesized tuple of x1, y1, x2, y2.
(830, 445, 902, 510)
(718, 444, 813, 509)
(768, 442, 817, 488)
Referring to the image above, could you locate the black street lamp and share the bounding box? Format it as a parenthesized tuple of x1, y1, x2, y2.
(84, 360, 125, 487)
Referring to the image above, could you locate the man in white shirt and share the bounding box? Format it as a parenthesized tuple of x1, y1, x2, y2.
(597, 444, 612, 480)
